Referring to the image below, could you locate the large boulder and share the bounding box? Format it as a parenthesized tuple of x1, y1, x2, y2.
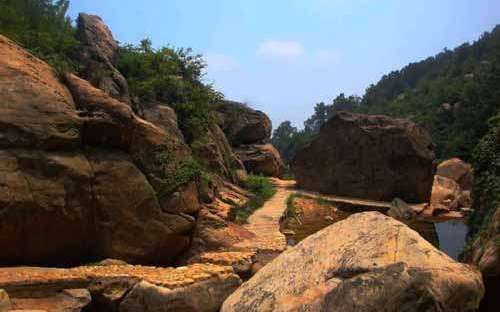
(221, 212, 484, 312)
(217, 100, 272, 146)
(436, 158, 473, 190)
(430, 175, 462, 205)
(429, 158, 474, 213)
(293, 112, 436, 203)
(235, 144, 285, 177)
(76, 13, 130, 103)
(0, 36, 198, 266)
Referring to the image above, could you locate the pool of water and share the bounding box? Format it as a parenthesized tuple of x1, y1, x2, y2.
(283, 208, 469, 260)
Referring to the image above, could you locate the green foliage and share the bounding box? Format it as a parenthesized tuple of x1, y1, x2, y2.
(285, 193, 300, 219)
(0, 0, 79, 71)
(461, 118, 500, 259)
(273, 94, 360, 164)
(357, 26, 500, 161)
(271, 121, 315, 164)
(157, 157, 205, 199)
(304, 94, 361, 133)
(117, 41, 223, 142)
(468, 122, 500, 237)
(230, 175, 277, 224)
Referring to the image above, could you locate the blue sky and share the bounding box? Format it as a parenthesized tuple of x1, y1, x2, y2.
(69, 0, 500, 128)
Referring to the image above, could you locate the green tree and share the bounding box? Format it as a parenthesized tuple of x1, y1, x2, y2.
(0, 0, 78, 70)
(117, 41, 223, 142)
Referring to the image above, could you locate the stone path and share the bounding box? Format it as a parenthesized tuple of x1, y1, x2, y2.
(235, 178, 296, 255)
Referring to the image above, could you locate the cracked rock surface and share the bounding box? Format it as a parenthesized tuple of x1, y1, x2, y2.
(221, 212, 484, 312)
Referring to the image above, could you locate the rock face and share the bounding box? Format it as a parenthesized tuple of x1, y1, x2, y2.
(142, 104, 184, 140)
(436, 158, 473, 190)
(294, 112, 436, 203)
(0, 35, 198, 266)
(191, 120, 248, 185)
(467, 208, 500, 278)
(217, 100, 272, 146)
(0, 264, 241, 312)
(76, 13, 130, 103)
(217, 100, 284, 177)
(235, 144, 285, 177)
(221, 212, 484, 312)
(0, 35, 81, 150)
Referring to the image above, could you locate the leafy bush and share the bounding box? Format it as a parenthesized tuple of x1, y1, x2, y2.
(156, 157, 206, 199)
(0, 0, 79, 71)
(117, 39, 223, 142)
(231, 175, 277, 223)
(460, 112, 499, 260)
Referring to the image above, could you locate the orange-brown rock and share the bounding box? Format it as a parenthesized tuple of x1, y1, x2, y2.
(191, 120, 248, 184)
(222, 212, 484, 312)
(430, 172, 471, 212)
(0, 37, 199, 266)
(293, 112, 436, 203)
(76, 13, 130, 103)
(431, 175, 462, 205)
(0, 35, 81, 150)
(0, 264, 241, 312)
(235, 143, 285, 177)
(436, 158, 473, 190)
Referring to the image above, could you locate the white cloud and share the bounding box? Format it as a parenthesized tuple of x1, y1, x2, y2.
(204, 53, 239, 72)
(257, 40, 305, 60)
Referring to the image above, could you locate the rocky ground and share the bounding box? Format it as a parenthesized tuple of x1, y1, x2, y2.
(0, 263, 240, 311)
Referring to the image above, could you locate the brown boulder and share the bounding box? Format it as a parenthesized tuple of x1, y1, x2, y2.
(0, 37, 199, 266)
(0, 149, 195, 265)
(235, 144, 285, 177)
(76, 13, 130, 103)
(431, 175, 462, 205)
(222, 212, 484, 312)
(217, 100, 272, 146)
(63, 73, 195, 203)
(436, 158, 473, 190)
(0, 35, 81, 150)
(430, 174, 471, 211)
(293, 112, 436, 203)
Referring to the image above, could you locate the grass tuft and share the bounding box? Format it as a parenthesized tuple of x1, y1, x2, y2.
(230, 174, 277, 224)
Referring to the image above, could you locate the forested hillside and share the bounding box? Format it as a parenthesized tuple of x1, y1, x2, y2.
(274, 26, 500, 163)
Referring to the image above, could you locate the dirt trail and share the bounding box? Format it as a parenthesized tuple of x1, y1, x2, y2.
(235, 178, 296, 254)
(235, 179, 395, 254)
